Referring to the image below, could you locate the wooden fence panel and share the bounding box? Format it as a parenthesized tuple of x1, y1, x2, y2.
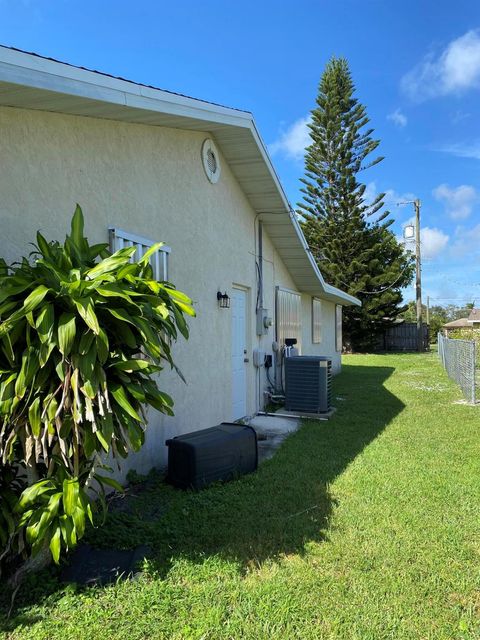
(380, 322, 429, 351)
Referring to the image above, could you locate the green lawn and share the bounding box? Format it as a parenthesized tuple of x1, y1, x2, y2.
(1, 352, 480, 639)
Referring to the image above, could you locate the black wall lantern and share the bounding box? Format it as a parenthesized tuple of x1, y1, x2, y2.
(217, 291, 230, 308)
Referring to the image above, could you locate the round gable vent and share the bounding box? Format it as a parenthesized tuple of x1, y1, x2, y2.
(202, 138, 221, 184)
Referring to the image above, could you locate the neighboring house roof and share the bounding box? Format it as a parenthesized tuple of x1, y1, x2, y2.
(467, 309, 480, 323)
(443, 318, 470, 329)
(0, 45, 360, 307)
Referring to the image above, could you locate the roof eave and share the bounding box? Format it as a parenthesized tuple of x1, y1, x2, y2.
(0, 46, 253, 129)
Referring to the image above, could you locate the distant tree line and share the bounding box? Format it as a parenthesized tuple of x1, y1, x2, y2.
(400, 301, 475, 341)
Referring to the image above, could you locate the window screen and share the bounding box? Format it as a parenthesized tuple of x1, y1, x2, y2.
(109, 227, 170, 281)
(276, 287, 302, 353)
(312, 298, 322, 343)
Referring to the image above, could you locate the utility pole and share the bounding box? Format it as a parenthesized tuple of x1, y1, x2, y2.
(400, 198, 423, 352)
(414, 199, 423, 352)
(426, 295, 430, 326)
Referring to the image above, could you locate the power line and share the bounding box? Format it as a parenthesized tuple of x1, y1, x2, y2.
(428, 297, 477, 301)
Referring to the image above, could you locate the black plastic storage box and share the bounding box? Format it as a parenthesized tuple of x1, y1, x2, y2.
(166, 423, 258, 490)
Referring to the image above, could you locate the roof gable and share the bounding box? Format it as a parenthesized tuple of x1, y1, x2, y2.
(467, 309, 480, 323)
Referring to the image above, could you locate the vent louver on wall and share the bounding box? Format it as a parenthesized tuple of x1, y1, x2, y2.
(285, 356, 332, 413)
(202, 138, 221, 184)
(206, 149, 217, 174)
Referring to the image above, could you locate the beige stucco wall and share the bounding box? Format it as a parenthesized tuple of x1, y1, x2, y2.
(0, 105, 341, 479)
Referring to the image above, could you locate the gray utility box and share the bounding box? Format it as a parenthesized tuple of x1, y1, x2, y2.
(285, 356, 332, 413)
(166, 423, 257, 490)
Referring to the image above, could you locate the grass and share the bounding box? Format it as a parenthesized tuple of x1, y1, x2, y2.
(1, 352, 480, 639)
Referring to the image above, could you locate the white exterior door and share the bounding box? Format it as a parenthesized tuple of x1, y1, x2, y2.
(232, 288, 247, 420)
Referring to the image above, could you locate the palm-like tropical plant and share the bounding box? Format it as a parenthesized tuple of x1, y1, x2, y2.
(0, 205, 194, 565)
(0, 464, 25, 575)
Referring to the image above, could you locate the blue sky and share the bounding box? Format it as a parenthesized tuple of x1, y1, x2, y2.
(1, 0, 479, 308)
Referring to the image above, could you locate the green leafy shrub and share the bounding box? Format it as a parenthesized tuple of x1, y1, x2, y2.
(0, 205, 194, 566)
(0, 464, 26, 574)
(448, 328, 480, 342)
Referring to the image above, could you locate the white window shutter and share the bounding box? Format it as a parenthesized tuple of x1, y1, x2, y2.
(108, 228, 171, 281)
(312, 298, 322, 344)
(275, 287, 302, 354)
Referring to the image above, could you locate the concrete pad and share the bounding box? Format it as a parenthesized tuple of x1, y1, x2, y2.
(248, 414, 300, 463)
(278, 407, 336, 420)
(249, 414, 300, 435)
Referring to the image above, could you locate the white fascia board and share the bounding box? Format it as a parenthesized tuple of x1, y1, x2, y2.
(0, 46, 253, 129)
(249, 120, 292, 213)
(288, 209, 361, 307)
(248, 120, 360, 307)
(323, 284, 361, 306)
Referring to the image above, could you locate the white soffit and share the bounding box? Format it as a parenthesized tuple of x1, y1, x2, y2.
(0, 45, 359, 307)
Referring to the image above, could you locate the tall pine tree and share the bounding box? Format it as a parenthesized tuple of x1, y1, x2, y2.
(299, 57, 414, 350)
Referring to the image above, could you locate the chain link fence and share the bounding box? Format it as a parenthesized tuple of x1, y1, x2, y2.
(438, 333, 476, 404)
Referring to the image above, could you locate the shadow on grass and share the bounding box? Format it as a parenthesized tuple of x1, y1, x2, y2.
(1, 363, 404, 628)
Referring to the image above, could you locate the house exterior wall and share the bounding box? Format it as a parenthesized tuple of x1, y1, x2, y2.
(0, 105, 341, 480)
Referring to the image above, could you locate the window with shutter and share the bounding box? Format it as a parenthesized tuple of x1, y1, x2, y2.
(335, 305, 342, 352)
(108, 228, 171, 281)
(275, 287, 302, 353)
(312, 298, 322, 344)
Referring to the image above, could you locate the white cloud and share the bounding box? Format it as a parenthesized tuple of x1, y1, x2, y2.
(421, 227, 449, 260)
(450, 223, 480, 258)
(384, 188, 417, 209)
(451, 110, 470, 124)
(433, 183, 478, 220)
(363, 181, 378, 204)
(269, 115, 311, 160)
(439, 141, 480, 160)
(363, 182, 417, 210)
(362, 186, 450, 264)
(401, 29, 480, 101)
(399, 216, 449, 261)
(387, 108, 407, 127)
